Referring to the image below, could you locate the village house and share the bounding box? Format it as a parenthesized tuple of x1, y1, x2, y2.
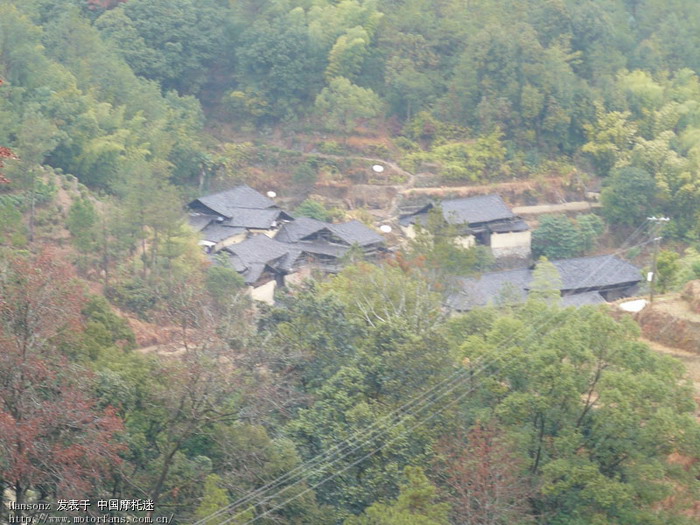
(219, 235, 303, 304)
(218, 218, 387, 304)
(275, 217, 386, 271)
(446, 254, 642, 311)
(187, 185, 293, 252)
(399, 194, 531, 259)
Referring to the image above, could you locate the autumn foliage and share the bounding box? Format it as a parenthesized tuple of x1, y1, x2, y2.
(434, 424, 535, 525)
(86, 0, 128, 10)
(0, 252, 124, 514)
(0, 145, 17, 184)
(0, 78, 17, 184)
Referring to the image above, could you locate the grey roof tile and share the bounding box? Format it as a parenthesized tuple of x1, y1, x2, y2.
(275, 217, 384, 247)
(561, 291, 606, 307)
(446, 269, 531, 310)
(554, 255, 642, 291)
(189, 185, 277, 218)
(201, 223, 246, 243)
(490, 219, 530, 233)
(225, 235, 291, 265)
(293, 242, 349, 257)
(441, 195, 516, 225)
(274, 217, 327, 243)
(188, 214, 216, 232)
(223, 235, 302, 284)
(330, 220, 385, 246)
(223, 208, 283, 229)
(446, 255, 641, 311)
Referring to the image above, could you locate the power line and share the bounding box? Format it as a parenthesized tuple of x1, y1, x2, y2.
(193, 220, 652, 525)
(206, 224, 653, 525)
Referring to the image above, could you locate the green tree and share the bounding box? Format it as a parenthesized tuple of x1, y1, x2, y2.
(528, 257, 562, 305)
(532, 214, 604, 259)
(406, 130, 507, 182)
(204, 423, 332, 524)
(95, 0, 229, 93)
(205, 265, 245, 306)
(66, 197, 98, 252)
(456, 304, 700, 524)
(345, 467, 450, 525)
(406, 207, 492, 277)
(582, 105, 637, 176)
(325, 26, 372, 82)
(314, 77, 383, 133)
(0, 202, 25, 246)
(295, 199, 334, 222)
(321, 262, 443, 334)
(234, 9, 322, 120)
(655, 249, 680, 293)
(194, 474, 233, 525)
(601, 167, 658, 228)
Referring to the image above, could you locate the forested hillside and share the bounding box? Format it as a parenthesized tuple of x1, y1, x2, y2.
(1, 1, 700, 524)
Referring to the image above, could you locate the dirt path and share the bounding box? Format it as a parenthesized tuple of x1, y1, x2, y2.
(305, 152, 599, 222)
(642, 338, 700, 396)
(310, 152, 416, 217)
(513, 201, 601, 216)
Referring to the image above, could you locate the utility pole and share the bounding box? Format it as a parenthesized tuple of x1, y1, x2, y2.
(647, 216, 670, 303)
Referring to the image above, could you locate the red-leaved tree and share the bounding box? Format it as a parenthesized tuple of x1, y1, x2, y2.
(434, 423, 535, 525)
(86, 0, 128, 10)
(0, 252, 124, 520)
(0, 79, 18, 184)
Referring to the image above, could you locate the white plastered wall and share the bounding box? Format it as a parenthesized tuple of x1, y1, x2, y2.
(250, 280, 276, 305)
(454, 234, 476, 249)
(214, 232, 248, 252)
(490, 230, 531, 258)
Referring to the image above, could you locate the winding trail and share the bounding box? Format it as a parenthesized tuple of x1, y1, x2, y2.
(309, 152, 416, 218)
(305, 152, 598, 221)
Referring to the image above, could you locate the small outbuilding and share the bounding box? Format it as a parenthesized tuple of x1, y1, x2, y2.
(446, 254, 642, 311)
(399, 194, 531, 259)
(188, 185, 293, 251)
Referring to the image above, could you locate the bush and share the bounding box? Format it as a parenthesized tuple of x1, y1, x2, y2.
(532, 214, 605, 260)
(82, 295, 136, 352)
(106, 279, 158, 319)
(317, 141, 345, 155)
(295, 199, 334, 222)
(292, 162, 318, 186)
(393, 136, 420, 152)
(205, 265, 245, 305)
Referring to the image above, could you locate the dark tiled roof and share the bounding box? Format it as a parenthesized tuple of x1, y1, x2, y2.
(223, 235, 301, 284)
(441, 195, 516, 225)
(330, 220, 385, 246)
(275, 217, 384, 247)
(561, 291, 606, 307)
(293, 242, 350, 258)
(446, 255, 641, 311)
(490, 219, 530, 233)
(225, 235, 291, 265)
(554, 255, 642, 292)
(400, 194, 530, 239)
(223, 208, 283, 229)
(188, 214, 216, 232)
(274, 217, 327, 243)
(201, 223, 246, 243)
(446, 269, 530, 310)
(189, 185, 277, 218)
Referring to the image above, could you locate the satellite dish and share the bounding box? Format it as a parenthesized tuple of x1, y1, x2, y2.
(266, 191, 277, 198)
(380, 225, 392, 233)
(372, 164, 385, 173)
